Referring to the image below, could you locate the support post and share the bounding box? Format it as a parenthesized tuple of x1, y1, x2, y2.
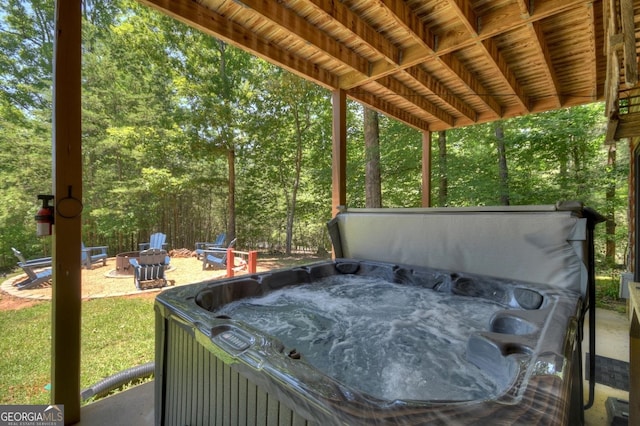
(227, 248, 234, 278)
(332, 89, 347, 216)
(248, 251, 257, 274)
(52, 1, 82, 423)
(421, 131, 432, 207)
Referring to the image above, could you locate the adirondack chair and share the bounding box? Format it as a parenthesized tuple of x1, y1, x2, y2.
(139, 232, 168, 251)
(11, 248, 52, 290)
(11, 247, 52, 268)
(81, 242, 108, 269)
(129, 249, 169, 290)
(194, 233, 226, 259)
(202, 238, 236, 270)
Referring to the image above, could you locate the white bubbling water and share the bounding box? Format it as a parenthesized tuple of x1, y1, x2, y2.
(216, 274, 510, 401)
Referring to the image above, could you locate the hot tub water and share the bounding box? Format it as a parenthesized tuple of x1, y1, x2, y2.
(215, 274, 511, 401)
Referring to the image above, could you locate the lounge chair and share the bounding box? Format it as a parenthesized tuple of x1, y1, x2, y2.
(195, 233, 226, 259)
(139, 232, 168, 251)
(202, 238, 236, 270)
(11, 248, 52, 290)
(129, 249, 169, 290)
(81, 243, 108, 269)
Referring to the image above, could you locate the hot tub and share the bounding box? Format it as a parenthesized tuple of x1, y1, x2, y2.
(154, 202, 603, 425)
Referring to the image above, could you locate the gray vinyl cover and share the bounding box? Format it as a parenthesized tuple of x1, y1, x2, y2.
(328, 203, 590, 297)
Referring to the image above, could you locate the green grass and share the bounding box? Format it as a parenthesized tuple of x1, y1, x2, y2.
(0, 297, 155, 405)
(595, 274, 627, 314)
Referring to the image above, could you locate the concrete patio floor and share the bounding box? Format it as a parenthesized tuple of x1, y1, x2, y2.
(77, 308, 630, 426)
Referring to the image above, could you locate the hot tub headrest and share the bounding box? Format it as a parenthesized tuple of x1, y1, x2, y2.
(327, 202, 603, 296)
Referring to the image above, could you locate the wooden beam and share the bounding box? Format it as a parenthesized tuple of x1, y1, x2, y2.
(375, 75, 455, 126)
(238, 0, 370, 76)
(444, 0, 531, 112)
(309, 0, 401, 64)
(347, 89, 431, 132)
(438, 53, 503, 117)
(445, 0, 478, 35)
(52, 0, 82, 422)
(620, 0, 638, 87)
(615, 112, 640, 139)
(605, 117, 619, 144)
(480, 37, 530, 112)
(332, 89, 347, 216)
(421, 131, 432, 207)
(605, 49, 621, 118)
(139, 0, 339, 89)
(593, 0, 606, 100)
(531, 21, 562, 107)
(514, 0, 532, 15)
(404, 65, 477, 121)
(379, 0, 436, 51)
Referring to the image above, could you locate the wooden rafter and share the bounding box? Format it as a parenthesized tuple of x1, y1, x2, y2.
(237, 0, 370, 76)
(308, 0, 400, 64)
(139, 0, 339, 89)
(480, 37, 530, 112)
(137, 0, 611, 132)
(379, 0, 437, 51)
(404, 65, 477, 122)
(375, 75, 455, 126)
(445, 0, 530, 112)
(438, 53, 503, 118)
(530, 21, 562, 108)
(347, 89, 431, 132)
(621, 0, 638, 87)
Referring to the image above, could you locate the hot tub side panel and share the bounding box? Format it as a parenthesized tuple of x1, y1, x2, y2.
(155, 309, 315, 426)
(154, 308, 581, 426)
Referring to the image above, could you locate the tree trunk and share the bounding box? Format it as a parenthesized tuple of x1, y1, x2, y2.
(495, 122, 510, 206)
(228, 148, 236, 244)
(219, 40, 236, 245)
(285, 105, 305, 255)
(438, 131, 447, 206)
(364, 107, 382, 208)
(605, 143, 617, 264)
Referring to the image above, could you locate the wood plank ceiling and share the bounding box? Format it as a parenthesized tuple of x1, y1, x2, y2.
(139, 0, 609, 132)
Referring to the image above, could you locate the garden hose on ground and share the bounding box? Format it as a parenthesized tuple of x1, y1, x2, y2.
(80, 361, 155, 401)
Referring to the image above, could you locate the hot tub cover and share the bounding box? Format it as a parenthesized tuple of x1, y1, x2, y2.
(327, 201, 602, 298)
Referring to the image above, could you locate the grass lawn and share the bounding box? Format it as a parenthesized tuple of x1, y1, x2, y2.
(0, 295, 156, 405)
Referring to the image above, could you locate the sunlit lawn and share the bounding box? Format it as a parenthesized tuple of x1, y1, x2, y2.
(0, 296, 155, 405)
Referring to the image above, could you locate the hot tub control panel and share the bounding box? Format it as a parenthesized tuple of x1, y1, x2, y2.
(212, 326, 253, 352)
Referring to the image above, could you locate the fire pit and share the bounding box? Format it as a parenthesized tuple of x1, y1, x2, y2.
(114, 251, 140, 276)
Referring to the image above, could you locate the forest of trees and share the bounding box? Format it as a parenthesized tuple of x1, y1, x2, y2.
(0, 0, 629, 272)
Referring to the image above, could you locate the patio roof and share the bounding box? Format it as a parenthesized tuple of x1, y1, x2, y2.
(139, 0, 612, 132)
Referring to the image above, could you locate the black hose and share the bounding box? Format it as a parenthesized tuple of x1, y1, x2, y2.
(81, 362, 155, 401)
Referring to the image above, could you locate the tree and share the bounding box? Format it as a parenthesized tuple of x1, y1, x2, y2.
(437, 131, 448, 206)
(494, 121, 510, 205)
(364, 107, 382, 208)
